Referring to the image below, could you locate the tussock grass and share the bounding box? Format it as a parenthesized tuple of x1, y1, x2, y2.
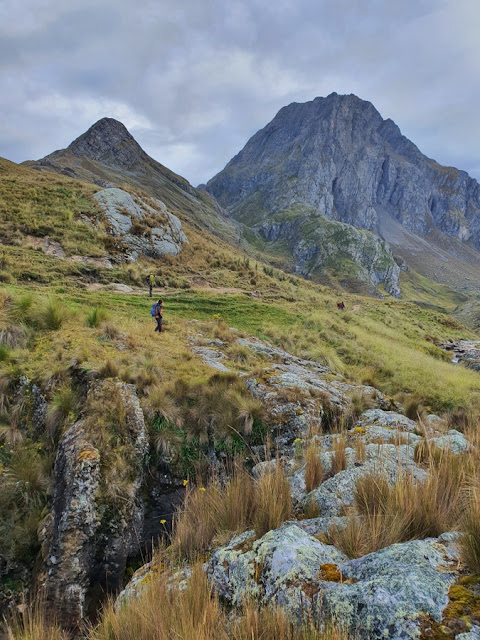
(330, 452, 467, 558)
(330, 437, 348, 476)
(4, 604, 68, 640)
(460, 483, 480, 573)
(89, 561, 351, 640)
(171, 463, 292, 559)
(86, 306, 108, 328)
(45, 387, 77, 438)
(253, 461, 293, 537)
(35, 298, 67, 330)
(304, 444, 324, 493)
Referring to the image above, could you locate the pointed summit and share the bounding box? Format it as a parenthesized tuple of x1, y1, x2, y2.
(67, 117, 146, 170)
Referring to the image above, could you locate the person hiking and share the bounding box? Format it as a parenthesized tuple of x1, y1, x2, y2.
(154, 299, 163, 333)
(147, 273, 155, 297)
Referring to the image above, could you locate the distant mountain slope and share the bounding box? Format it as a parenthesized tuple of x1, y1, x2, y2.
(206, 93, 480, 295)
(24, 118, 238, 242)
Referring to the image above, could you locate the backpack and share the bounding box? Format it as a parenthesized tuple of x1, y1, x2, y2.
(150, 303, 157, 317)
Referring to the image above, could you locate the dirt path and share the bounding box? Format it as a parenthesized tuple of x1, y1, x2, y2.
(86, 282, 247, 296)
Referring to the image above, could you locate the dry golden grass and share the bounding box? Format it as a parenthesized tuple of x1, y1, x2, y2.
(171, 463, 292, 559)
(253, 462, 293, 537)
(354, 437, 366, 463)
(3, 602, 68, 640)
(89, 561, 351, 640)
(330, 453, 467, 558)
(330, 436, 348, 476)
(304, 444, 324, 493)
(460, 482, 480, 573)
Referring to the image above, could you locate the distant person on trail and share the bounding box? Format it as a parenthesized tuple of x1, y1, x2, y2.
(147, 273, 155, 297)
(337, 301, 346, 311)
(154, 299, 163, 333)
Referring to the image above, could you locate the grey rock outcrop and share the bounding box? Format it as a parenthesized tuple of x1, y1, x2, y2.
(207, 524, 347, 612)
(207, 525, 461, 639)
(93, 187, 187, 260)
(302, 443, 427, 517)
(318, 534, 460, 639)
(38, 380, 149, 629)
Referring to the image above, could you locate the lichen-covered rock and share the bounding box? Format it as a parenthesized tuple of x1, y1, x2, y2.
(457, 627, 480, 640)
(303, 443, 426, 517)
(348, 424, 422, 446)
(430, 429, 471, 454)
(355, 409, 418, 433)
(38, 380, 149, 629)
(286, 517, 349, 536)
(93, 187, 187, 260)
(191, 346, 231, 372)
(207, 524, 347, 612)
(318, 537, 461, 639)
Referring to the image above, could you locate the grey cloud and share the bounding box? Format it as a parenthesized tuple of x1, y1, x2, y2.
(0, 0, 479, 186)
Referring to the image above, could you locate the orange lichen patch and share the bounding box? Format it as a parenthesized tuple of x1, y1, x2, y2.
(78, 447, 99, 463)
(318, 563, 357, 584)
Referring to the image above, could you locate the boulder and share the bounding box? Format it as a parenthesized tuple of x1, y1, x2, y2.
(318, 535, 461, 639)
(430, 429, 471, 454)
(355, 409, 418, 433)
(93, 187, 188, 260)
(303, 443, 426, 517)
(207, 524, 347, 613)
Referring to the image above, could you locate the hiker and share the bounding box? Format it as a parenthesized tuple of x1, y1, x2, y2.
(337, 301, 346, 310)
(146, 273, 155, 297)
(154, 299, 163, 333)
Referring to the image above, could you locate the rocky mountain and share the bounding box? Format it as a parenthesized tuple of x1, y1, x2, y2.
(206, 93, 480, 295)
(24, 118, 238, 242)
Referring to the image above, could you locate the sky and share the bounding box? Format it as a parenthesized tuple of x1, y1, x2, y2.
(1, 0, 480, 186)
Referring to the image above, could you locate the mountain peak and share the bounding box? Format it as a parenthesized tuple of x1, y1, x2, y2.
(67, 117, 145, 169)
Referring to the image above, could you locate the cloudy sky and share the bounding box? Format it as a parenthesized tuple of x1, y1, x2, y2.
(1, 0, 479, 185)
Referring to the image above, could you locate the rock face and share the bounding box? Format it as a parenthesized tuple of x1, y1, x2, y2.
(206, 92, 480, 294)
(93, 187, 188, 259)
(442, 340, 480, 371)
(38, 381, 149, 629)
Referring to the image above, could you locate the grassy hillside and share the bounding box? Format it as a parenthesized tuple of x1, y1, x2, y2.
(0, 157, 479, 410)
